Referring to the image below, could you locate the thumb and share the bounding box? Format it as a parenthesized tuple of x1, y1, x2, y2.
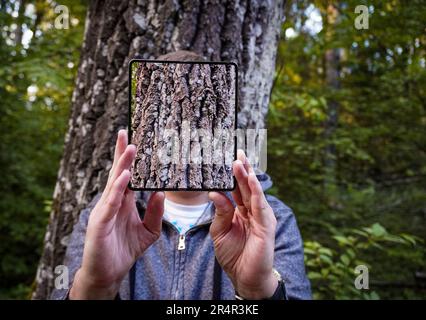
(209, 192, 235, 239)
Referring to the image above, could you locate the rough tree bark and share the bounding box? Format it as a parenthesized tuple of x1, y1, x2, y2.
(131, 61, 236, 189)
(33, 0, 284, 299)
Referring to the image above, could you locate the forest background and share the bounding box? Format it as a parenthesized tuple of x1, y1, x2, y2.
(0, 0, 425, 299)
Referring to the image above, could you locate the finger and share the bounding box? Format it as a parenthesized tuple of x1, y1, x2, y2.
(117, 188, 137, 221)
(101, 169, 131, 223)
(237, 149, 250, 173)
(109, 130, 128, 178)
(142, 192, 165, 237)
(209, 192, 235, 239)
(231, 183, 249, 219)
(233, 159, 252, 211)
(231, 181, 244, 206)
(105, 144, 136, 195)
(101, 130, 128, 203)
(247, 166, 272, 224)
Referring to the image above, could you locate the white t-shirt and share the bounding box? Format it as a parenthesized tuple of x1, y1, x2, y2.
(163, 198, 210, 235)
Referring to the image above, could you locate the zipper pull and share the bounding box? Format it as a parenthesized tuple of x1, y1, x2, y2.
(178, 234, 186, 250)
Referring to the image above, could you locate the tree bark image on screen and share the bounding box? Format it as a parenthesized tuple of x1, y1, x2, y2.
(130, 62, 236, 189)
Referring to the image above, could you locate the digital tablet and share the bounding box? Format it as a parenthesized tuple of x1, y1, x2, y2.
(128, 59, 237, 191)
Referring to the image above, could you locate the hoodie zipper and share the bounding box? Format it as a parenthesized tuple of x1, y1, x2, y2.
(162, 219, 212, 249)
(176, 219, 214, 251)
(178, 234, 186, 250)
(161, 205, 214, 250)
(161, 203, 214, 299)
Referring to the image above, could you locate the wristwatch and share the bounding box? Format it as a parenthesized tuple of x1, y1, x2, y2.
(235, 268, 288, 300)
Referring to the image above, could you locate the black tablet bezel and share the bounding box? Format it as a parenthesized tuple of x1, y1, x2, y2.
(128, 59, 238, 191)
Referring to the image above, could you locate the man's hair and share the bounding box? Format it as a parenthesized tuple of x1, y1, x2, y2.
(157, 50, 204, 62)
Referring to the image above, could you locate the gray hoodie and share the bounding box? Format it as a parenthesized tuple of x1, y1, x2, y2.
(51, 174, 311, 300)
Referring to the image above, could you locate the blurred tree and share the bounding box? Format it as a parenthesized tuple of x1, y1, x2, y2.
(323, 3, 340, 188)
(0, 0, 86, 298)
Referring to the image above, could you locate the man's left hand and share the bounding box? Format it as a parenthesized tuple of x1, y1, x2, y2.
(209, 150, 278, 299)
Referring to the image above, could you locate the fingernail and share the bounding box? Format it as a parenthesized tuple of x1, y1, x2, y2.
(237, 149, 246, 159)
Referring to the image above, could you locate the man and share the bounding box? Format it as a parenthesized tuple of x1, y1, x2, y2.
(51, 51, 311, 300)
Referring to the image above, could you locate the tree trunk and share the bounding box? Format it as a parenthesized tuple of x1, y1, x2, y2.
(14, 0, 26, 46)
(323, 3, 340, 188)
(33, 0, 284, 299)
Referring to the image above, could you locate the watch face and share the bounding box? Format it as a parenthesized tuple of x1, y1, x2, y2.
(128, 59, 237, 191)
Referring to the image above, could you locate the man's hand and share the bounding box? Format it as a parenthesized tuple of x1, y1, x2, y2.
(209, 150, 278, 300)
(70, 130, 165, 299)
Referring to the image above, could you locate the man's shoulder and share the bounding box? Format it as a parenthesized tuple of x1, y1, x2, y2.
(265, 193, 294, 217)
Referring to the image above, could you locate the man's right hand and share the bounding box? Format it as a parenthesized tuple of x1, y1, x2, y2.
(69, 129, 165, 299)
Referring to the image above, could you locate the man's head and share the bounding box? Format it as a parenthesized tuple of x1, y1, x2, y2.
(157, 50, 204, 62)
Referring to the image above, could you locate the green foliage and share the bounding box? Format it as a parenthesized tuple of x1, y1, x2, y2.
(304, 223, 422, 299)
(268, 0, 426, 299)
(0, 0, 86, 299)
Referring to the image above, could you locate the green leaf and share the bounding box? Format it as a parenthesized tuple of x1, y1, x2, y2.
(320, 254, 333, 265)
(319, 248, 333, 256)
(308, 272, 323, 280)
(340, 254, 350, 266)
(370, 223, 387, 237)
